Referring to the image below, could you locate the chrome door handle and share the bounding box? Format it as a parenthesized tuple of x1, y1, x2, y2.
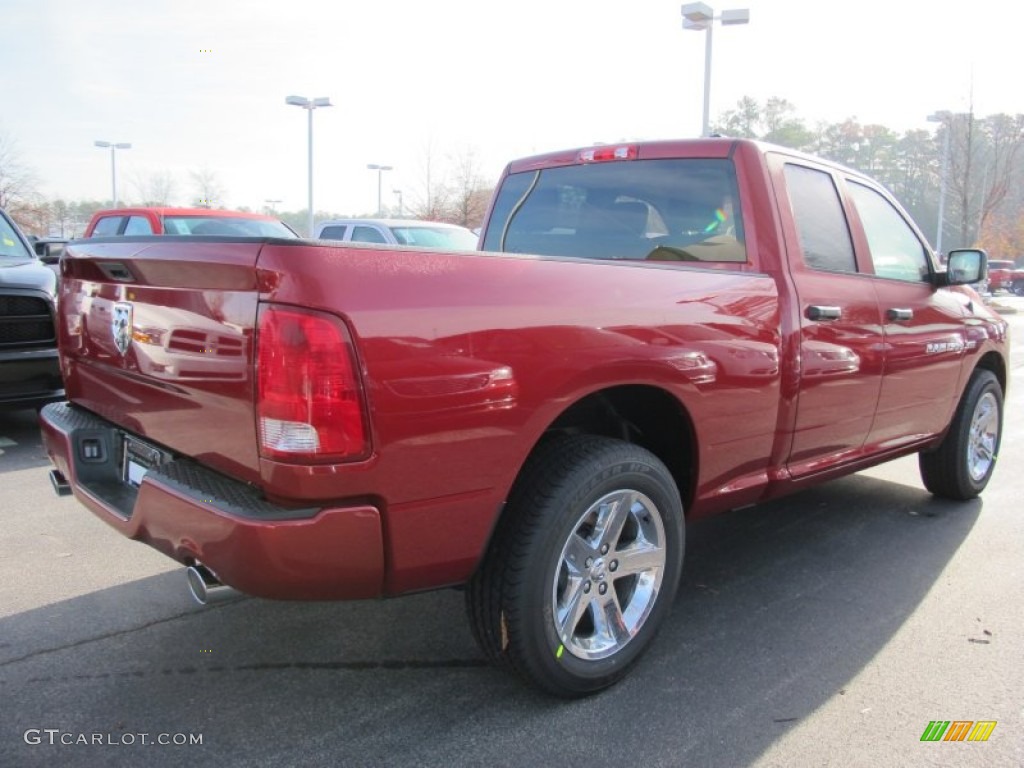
(887, 308, 914, 321)
(806, 305, 842, 321)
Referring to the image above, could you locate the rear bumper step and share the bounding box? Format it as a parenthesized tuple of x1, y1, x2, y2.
(39, 401, 385, 600)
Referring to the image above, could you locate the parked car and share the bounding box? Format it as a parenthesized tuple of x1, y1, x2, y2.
(315, 218, 479, 250)
(0, 208, 63, 409)
(986, 259, 1016, 293)
(84, 207, 298, 238)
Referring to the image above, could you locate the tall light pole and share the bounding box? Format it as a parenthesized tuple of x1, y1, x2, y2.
(366, 164, 393, 216)
(927, 111, 952, 254)
(94, 140, 131, 206)
(393, 189, 404, 217)
(681, 3, 750, 137)
(285, 94, 332, 237)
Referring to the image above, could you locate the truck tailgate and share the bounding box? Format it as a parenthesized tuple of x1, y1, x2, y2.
(58, 238, 264, 484)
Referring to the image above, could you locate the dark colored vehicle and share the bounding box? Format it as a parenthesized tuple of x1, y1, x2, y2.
(0, 208, 63, 409)
(27, 235, 69, 261)
(40, 139, 1008, 697)
(83, 207, 298, 238)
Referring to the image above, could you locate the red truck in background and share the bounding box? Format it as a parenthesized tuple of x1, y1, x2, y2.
(40, 139, 1008, 697)
(83, 206, 297, 238)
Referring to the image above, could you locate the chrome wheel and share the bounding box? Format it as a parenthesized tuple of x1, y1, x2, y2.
(552, 489, 666, 661)
(967, 392, 999, 483)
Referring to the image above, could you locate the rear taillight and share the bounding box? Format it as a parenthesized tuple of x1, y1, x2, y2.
(256, 304, 368, 463)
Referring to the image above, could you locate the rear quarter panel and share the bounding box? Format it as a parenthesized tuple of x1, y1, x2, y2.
(255, 242, 783, 591)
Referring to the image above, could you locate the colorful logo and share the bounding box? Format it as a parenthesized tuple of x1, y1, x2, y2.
(920, 720, 997, 742)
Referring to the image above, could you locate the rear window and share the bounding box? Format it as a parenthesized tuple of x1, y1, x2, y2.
(351, 226, 388, 244)
(482, 158, 746, 262)
(318, 225, 348, 240)
(91, 216, 123, 236)
(162, 216, 297, 237)
(390, 226, 478, 250)
(124, 215, 153, 235)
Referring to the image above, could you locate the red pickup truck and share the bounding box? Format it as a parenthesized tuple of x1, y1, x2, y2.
(83, 206, 297, 238)
(40, 139, 1008, 697)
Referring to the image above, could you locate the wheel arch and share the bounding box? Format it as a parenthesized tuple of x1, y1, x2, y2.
(514, 384, 697, 514)
(973, 350, 1007, 396)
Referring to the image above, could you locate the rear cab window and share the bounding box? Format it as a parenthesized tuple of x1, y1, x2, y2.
(483, 158, 747, 263)
(783, 164, 858, 273)
(123, 215, 154, 235)
(90, 216, 124, 236)
(351, 226, 389, 244)
(319, 225, 349, 240)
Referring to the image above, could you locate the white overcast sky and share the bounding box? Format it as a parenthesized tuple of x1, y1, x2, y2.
(3, 0, 1021, 216)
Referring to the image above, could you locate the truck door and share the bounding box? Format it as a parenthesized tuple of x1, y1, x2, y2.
(843, 180, 967, 448)
(774, 160, 885, 476)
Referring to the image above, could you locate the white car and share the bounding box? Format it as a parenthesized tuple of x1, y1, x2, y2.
(314, 218, 479, 251)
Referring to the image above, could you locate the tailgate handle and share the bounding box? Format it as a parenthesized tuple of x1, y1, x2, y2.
(887, 307, 914, 322)
(806, 305, 842, 321)
(98, 262, 136, 282)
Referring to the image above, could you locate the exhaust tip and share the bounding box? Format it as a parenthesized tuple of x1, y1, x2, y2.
(49, 469, 72, 497)
(186, 564, 236, 605)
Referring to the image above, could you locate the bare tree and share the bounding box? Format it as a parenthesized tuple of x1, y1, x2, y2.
(974, 114, 1024, 237)
(189, 167, 225, 208)
(409, 137, 453, 220)
(447, 146, 492, 229)
(0, 130, 36, 211)
(131, 169, 177, 206)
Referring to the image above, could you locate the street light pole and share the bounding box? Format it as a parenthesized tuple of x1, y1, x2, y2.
(393, 189, 404, 217)
(366, 164, 393, 216)
(285, 95, 332, 237)
(94, 140, 132, 206)
(681, 3, 750, 137)
(927, 111, 952, 254)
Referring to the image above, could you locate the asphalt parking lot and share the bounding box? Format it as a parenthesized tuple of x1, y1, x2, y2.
(1, 300, 1022, 768)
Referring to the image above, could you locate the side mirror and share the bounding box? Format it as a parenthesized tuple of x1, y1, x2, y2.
(939, 248, 986, 286)
(34, 240, 67, 264)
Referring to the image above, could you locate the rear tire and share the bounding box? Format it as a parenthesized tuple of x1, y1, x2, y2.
(467, 435, 684, 697)
(919, 369, 1003, 500)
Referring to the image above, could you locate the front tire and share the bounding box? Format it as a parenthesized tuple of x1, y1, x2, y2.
(919, 369, 1003, 500)
(467, 435, 685, 697)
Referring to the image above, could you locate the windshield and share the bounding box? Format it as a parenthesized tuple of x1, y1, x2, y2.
(482, 158, 746, 263)
(0, 213, 33, 260)
(162, 216, 298, 237)
(389, 225, 478, 250)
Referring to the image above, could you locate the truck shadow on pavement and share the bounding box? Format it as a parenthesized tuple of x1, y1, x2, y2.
(1, 473, 979, 768)
(0, 409, 50, 472)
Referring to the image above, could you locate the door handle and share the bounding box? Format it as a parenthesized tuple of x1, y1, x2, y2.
(887, 308, 914, 321)
(806, 305, 842, 321)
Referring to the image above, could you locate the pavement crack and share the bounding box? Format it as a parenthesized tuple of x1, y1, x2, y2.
(0, 601, 239, 669)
